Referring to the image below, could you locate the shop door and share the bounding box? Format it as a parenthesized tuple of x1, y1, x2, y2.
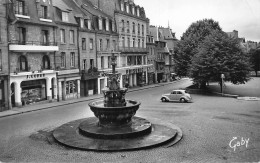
(11, 83, 15, 107)
(100, 79, 104, 93)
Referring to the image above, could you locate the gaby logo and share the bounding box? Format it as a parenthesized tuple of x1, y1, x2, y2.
(229, 137, 249, 151)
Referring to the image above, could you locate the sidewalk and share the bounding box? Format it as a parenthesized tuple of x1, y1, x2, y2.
(0, 80, 180, 118)
(207, 77, 260, 98)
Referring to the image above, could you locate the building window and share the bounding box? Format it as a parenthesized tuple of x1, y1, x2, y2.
(19, 55, 28, 71)
(132, 22, 135, 34)
(142, 39, 144, 48)
(127, 56, 132, 65)
(70, 52, 75, 67)
(121, 2, 124, 11)
(122, 37, 125, 47)
(126, 4, 129, 13)
(69, 30, 75, 44)
(106, 39, 110, 50)
(80, 18, 84, 28)
(137, 56, 142, 65)
(90, 59, 94, 68)
(82, 38, 86, 50)
(108, 56, 111, 68)
(43, 55, 50, 69)
(142, 25, 144, 36)
(0, 22, 1, 42)
(133, 38, 135, 47)
(101, 56, 104, 69)
(138, 39, 140, 48)
(113, 40, 116, 50)
(15, 0, 25, 15)
(18, 27, 26, 45)
(0, 50, 2, 71)
(61, 52, 66, 68)
(41, 5, 48, 19)
(109, 20, 112, 31)
(102, 18, 106, 30)
(121, 20, 124, 32)
(60, 29, 65, 43)
(138, 23, 140, 35)
(132, 6, 135, 15)
(127, 37, 130, 47)
(99, 39, 102, 51)
(143, 56, 147, 65)
(127, 21, 129, 33)
(42, 30, 48, 45)
(90, 38, 93, 50)
(83, 59, 87, 70)
(62, 12, 69, 22)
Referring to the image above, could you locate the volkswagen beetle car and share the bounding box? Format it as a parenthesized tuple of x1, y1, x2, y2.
(161, 90, 192, 103)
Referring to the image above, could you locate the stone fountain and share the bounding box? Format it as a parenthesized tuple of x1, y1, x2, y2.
(53, 52, 182, 151)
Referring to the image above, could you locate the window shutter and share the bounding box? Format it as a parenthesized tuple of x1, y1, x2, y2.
(47, 6, 51, 19)
(23, 0, 28, 16)
(37, 3, 42, 18)
(13, 0, 17, 14)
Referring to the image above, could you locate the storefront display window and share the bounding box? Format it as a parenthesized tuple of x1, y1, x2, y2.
(21, 79, 46, 105)
(66, 80, 77, 96)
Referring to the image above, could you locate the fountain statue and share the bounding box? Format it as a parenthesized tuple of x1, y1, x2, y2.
(53, 51, 182, 151)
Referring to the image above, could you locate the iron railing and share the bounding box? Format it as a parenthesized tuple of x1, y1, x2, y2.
(119, 47, 147, 53)
(10, 40, 58, 46)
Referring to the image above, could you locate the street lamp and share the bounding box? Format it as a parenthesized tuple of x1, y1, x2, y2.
(221, 73, 225, 96)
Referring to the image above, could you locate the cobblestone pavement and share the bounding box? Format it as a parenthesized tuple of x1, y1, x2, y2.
(0, 78, 259, 162)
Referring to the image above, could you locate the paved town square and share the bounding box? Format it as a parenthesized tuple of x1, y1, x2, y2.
(0, 0, 259, 162)
(0, 78, 259, 162)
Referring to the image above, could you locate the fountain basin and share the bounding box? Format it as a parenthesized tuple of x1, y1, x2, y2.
(89, 99, 141, 127)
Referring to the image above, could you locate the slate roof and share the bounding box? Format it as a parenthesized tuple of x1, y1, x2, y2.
(77, 0, 113, 19)
(53, 0, 78, 25)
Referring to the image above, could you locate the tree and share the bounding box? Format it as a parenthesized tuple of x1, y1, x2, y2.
(249, 49, 260, 77)
(189, 30, 251, 88)
(174, 19, 222, 76)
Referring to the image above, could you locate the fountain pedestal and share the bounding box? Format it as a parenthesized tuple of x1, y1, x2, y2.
(53, 51, 182, 151)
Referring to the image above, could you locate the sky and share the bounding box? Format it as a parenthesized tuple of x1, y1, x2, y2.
(135, 0, 260, 42)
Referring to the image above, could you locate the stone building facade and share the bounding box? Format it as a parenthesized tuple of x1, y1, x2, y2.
(0, 0, 166, 111)
(53, 0, 81, 101)
(149, 25, 177, 83)
(7, 0, 58, 107)
(0, 0, 10, 111)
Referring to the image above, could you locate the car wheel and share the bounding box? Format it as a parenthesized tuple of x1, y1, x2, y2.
(161, 97, 167, 102)
(180, 98, 186, 103)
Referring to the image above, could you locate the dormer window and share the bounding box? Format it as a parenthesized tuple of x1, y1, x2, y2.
(88, 20, 91, 30)
(126, 4, 129, 13)
(106, 19, 109, 31)
(98, 17, 102, 30)
(85, 19, 91, 30)
(102, 18, 106, 30)
(132, 6, 135, 15)
(80, 18, 84, 28)
(137, 8, 140, 17)
(62, 12, 69, 22)
(121, 2, 124, 11)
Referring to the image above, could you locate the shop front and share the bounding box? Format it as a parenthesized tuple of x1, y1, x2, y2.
(10, 70, 57, 107)
(57, 69, 81, 101)
(81, 70, 99, 97)
(0, 75, 9, 111)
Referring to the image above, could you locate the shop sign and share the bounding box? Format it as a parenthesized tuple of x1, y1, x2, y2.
(26, 74, 45, 79)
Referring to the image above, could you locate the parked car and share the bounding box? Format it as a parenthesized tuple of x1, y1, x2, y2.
(161, 90, 192, 103)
